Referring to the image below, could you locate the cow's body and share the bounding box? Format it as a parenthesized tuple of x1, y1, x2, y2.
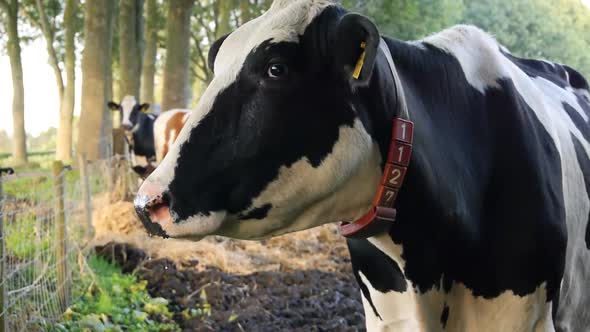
(348, 28, 590, 331)
(134, 1, 590, 330)
(153, 109, 190, 163)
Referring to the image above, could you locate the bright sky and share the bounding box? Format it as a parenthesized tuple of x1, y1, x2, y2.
(0, 39, 82, 136)
(1, 1, 589, 136)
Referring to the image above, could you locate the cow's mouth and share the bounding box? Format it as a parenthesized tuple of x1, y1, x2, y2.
(134, 193, 171, 238)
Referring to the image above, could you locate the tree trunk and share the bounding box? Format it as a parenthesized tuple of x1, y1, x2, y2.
(3, 1, 27, 165)
(141, 0, 158, 105)
(56, 0, 77, 161)
(102, 0, 116, 150)
(78, 0, 115, 160)
(161, 0, 194, 111)
(105, 1, 116, 104)
(216, 0, 233, 38)
(119, 0, 144, 99)
(240, 0, 251, 26)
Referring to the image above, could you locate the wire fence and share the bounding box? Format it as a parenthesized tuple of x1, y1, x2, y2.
(0, 131, 140, 331)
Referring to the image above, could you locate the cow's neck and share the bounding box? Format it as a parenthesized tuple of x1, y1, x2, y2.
(347, 37, 492, 325)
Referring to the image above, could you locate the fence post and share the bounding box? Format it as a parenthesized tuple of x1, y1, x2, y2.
(78, 154, 93, 240)
(52, 161, 70, 310)
(0, 169, 10, 332)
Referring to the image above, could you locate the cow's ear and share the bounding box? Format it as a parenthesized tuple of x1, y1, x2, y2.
(332, 13, 380, 88)
(139, 103, 150, 112)
(107, 101, 121, 110)
(208, 33, 230, 74)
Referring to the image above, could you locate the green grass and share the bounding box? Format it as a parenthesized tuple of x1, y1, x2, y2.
(2, 170, 80, 202)
(5, 212, 53, 259)
(53, 256, 180, 332)
(0, 151, 56, 171)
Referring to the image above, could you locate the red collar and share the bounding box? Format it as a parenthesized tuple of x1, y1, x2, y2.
(339, 118, 414, 238)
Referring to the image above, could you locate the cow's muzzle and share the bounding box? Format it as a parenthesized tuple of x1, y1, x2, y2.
(134, 181, 172, 238)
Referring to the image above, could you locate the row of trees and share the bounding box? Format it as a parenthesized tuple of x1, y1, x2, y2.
(1, 0, 589, 163)
(345, 0, 590, 76)
(0, 0, 272, 164)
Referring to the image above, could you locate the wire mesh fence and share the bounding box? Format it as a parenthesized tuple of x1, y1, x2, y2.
(0, 132, 141, 331)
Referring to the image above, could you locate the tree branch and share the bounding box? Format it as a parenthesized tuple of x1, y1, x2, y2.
(190, 66, 208, 83)
(192, 31, 210, 73)
(21, 7, 41, 29)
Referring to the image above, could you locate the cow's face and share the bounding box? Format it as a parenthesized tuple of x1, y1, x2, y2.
(135, 0, 384, 240)
(108, 95, 150, 132)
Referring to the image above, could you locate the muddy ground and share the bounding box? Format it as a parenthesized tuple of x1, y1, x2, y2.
(92, 197, 366, 331)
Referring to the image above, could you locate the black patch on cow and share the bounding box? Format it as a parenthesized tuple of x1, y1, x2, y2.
(166, 6, 356, 222)
(238, 204, 272, 220)
(564, 65, 590, 92)
(570, 135, 590, 250)
(440, 303, 449, 329)
(130, 112, 156, 159)
(347, 238, 407, 319)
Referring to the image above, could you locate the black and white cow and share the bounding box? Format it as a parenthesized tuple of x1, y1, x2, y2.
(108, 95, 157, 176)
(134, 1, 590, 330)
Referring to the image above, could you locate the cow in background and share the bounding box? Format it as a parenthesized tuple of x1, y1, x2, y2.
(108, 96, 191, 178)
(108, 95, 157, 177)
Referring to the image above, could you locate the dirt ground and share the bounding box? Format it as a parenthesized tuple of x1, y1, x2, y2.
(92, 195, 366, 331)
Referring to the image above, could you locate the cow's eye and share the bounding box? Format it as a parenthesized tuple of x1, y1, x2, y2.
(267, 63, 288, 78)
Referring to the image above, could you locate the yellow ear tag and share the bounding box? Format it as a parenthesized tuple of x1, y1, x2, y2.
(352, 42, 367, 80)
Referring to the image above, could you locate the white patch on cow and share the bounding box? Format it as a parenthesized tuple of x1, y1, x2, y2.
(358, 271, 423, 332)
(422, 25, 511, 94)
(217, 119, 382, 239)
(153, 109, 190, 163)
(160, 211, 227, 238)
(418, 24, 590, 330)
(146, 0, 336, 194)
(120, 95, 137, 127)
(359, 265, 552, 332)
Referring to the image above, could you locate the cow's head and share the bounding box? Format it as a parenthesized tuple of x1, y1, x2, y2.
(108, 95, 150, 132)
(135, 0, 390, 240)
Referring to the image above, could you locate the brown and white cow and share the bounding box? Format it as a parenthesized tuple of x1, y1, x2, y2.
(153, 109, 191, 164)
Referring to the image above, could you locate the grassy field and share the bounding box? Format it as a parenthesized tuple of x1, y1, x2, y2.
(0, 151, 56, 171)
